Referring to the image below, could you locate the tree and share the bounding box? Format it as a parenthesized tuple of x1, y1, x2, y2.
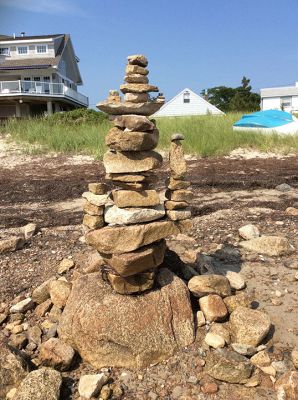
(204, 77, 260, 112)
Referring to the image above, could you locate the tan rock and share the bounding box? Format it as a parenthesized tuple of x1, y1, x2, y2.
(83, 201, 104, 216)
(250, 350, 271, 367)
(120, 83, 158, 94)
(105, 127, 159, 151)
(188, 274, 231, 298)
(58, 259, 74, 274)
(78, 373, 107, 399)
(230, 307, 271, 346)
(103, 150, 162, 174)
(32, 277, 55, 304)
(196, 310, 206, 327)
(165, 189, 193, 202)
(125, 64, 148, 75)
(112, 189, 160, 208)
(127, 54, 148, 67)
(223, 292, 253, 313)
(124, 74, 149, 84)
(86, 220, 179, 253)
(286, 207, 298, 216)
(0, 237, 25, 254)
(205, 332, 225, 349)
(35, 299, 52, 317)
(113, 114, 155, 131)
(239, 236, 292, 256)
(238, 224, 260, 240)
(199, 295, 228, 322)
(97, 99, 164, 116)
(113, 181, 148, 191)
(88, 182, 107, 195)
(106, 173, 147, 182)
(226, 271, 246, 290)
(292, 346, 298, 369)
(11, 368, 62, 400)
(167, 208, 191, 221)
(82, 192, 109, 207)
(206, 348, 253, 384)
(108, 271, 155, 294)
(104, 204, 165, 225)
(209, 323, 231, 344)
(167, 177, 190, 190)
(39, 338, 75, 371)
(0, 346, 28, 399)
(102, 240, 166, 277)
(169, 141, 187, 179)
(83, 214, 104, 230)
(275, 371, 298, 399)
(23, 223, 37, 239)
(165, 200, 189, 210)
(49, 281, 72, 309)
(58, 268, 195, 369)
(124, 92, 149, 103)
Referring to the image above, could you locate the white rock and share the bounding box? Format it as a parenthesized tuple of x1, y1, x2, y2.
(196, 311, 206, 327)
(104, 204, 165, 225)
(23, 223, 37, 239)
(238, 224, 260, 240)
(10, 298, 34, 313)
(82, 192, 109, 207)
(6, 387, 17, 399)
(226, 271, 246, 290)
(204, 332, 225, 349)
(78, 373, 107, 399)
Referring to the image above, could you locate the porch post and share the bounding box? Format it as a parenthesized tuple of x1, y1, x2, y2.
(15, 102, 21, 118)
(47, 100, 53, 115)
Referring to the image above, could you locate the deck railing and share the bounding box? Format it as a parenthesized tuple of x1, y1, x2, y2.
(0, 80, 88, 106)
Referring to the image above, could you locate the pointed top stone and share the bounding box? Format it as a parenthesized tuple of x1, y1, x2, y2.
(127, 54, 148, 67)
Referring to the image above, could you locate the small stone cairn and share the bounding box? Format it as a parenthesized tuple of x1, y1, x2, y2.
(81, 54, 193, 295)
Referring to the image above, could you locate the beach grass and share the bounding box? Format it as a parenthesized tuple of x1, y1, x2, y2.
(2, 112, 298, 158)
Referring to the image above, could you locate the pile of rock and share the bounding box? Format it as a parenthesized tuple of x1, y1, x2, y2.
(165, 133, 192, 221)
(83, 55, 191, 295)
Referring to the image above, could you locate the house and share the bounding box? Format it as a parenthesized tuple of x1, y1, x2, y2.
(260, 82, 298, 113)
(153, 88, 224, 117)
(0, 33, 88, 118)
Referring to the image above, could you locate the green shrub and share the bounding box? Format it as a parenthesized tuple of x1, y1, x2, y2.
(45, 108, 108, 125)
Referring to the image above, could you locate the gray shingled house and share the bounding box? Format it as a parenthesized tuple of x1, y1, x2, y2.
(0, 33, 88, 118)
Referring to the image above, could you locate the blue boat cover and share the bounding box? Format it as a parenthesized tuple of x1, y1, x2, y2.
(234, 110, 294, 128)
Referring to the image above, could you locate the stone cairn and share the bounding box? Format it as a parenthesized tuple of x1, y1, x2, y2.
(82, 54, 192, 295)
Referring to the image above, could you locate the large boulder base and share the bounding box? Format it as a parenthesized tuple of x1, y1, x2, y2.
(58, 268, 195, 369)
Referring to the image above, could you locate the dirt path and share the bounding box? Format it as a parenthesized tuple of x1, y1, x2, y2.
(0, 135, 297, 399)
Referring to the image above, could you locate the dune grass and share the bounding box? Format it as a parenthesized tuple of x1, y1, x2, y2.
(2, 112, 298, 158)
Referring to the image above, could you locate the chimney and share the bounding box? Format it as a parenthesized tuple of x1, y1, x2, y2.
(20, 32, 26, 37)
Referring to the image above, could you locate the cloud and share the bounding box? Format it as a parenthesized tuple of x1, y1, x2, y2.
(0, 0, 87, 16)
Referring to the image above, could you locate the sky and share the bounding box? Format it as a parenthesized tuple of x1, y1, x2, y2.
(1, 0, 298, 108)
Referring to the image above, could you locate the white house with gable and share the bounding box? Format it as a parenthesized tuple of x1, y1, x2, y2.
(153, 88, 224, 117)
(261, 82, 298, 113)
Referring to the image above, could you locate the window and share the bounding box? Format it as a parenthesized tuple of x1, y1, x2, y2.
(281, 96, 292, 108)
(183, 91, 190, 103)
(36, 45, 47, 54)
(0, 47, 9, 55)
(18, 46, 28, 55)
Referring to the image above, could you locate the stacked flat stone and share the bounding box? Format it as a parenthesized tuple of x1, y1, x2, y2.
(82, 183, 108, 232)
(165, 134, 193, 221)
(85, 54, 183, 295)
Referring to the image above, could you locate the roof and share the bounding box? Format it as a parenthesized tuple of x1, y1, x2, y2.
(153, 88, 224, 117)
(0, 57, 59, 70)
(261, 84, 298, 98)
(0, 34, 63, 42)
(0, 34, 67, 71)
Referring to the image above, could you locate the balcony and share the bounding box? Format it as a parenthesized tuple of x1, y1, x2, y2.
(0, 80, 88, 107)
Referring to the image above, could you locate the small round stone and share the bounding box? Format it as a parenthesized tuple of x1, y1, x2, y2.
(171, 133, 185, 141)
